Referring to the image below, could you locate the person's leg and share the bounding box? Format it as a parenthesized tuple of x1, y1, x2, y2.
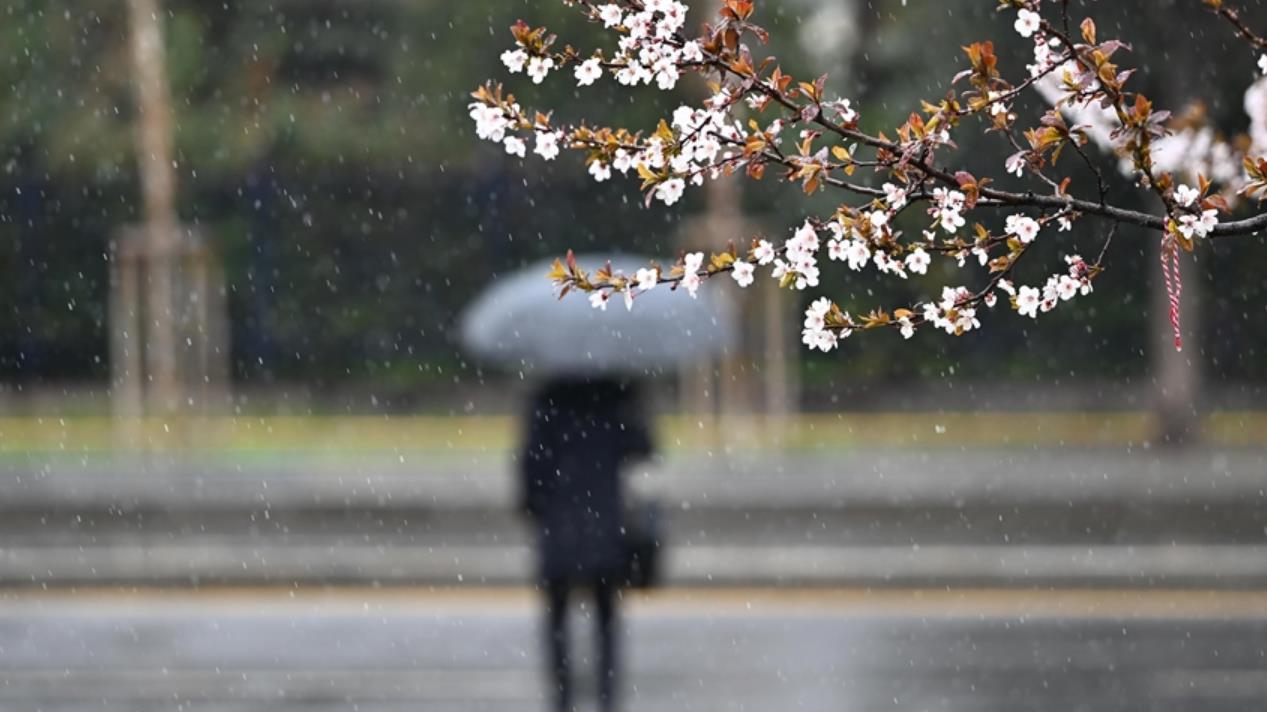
(594, 578, 620, 712)
(544, 578, 572, 712)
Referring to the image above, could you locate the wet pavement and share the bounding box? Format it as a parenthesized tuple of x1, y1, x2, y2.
(1, 588, 1264, 712)
(6, 447, 1267, 588)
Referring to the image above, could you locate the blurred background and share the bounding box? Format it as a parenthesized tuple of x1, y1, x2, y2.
(1, 0, 1266, 710)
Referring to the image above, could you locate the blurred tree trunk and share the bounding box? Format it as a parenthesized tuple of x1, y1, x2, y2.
(760, 265, 794, 427)
(677, 178, 737, 438)
(677, 176, 797, 446)
(1146, 3, 1208, 447)
(125, 0, 181, 416)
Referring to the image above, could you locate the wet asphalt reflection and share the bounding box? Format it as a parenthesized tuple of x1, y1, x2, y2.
(0, 589, 1264, 712)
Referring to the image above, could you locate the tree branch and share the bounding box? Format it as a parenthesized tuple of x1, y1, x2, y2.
(1208, 1, 1267, 50)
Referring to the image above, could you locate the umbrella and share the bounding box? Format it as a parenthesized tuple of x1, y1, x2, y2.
(460, 254, 737, 375)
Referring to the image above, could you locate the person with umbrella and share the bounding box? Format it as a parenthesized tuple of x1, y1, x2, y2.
(461, 254, 735, 712)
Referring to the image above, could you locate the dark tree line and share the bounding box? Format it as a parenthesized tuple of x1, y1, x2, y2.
(1, 0, 1265, 398)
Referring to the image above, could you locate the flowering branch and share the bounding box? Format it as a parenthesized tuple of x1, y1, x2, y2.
(470, 0, 1267, 352)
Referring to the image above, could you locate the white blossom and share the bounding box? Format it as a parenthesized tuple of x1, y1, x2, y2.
(1005, 152, 1027, 178)
(575, 58, 603, 87)
(802, 327, 838, 352)
(793, 221, 820, 248)
(681, 271, 703, 295)
(690, 136, 721, 164)
(681, 251, 704, 297)
(988, 91, 1012, 118)
(731, 261, 755, 287)
(534, 131, 561, 161)
(940, 285, 969, 310)
(590, 291, 610, 310)
(635, 268, 658, 292)
(825, 98, 858, 123)
(934, 201, 964, 230)
(626, 11, 652, 39)
(1029, 37, 1056, 77)
(656, 178, 686, 206)
(615, 62, 648, 86)
(501, 49, 529, 74)
(526, 56, 555, 84)
(707, 88, 733, 110)
(588, 160, 611, 182)
(597, 4, 624, 28)
(827, 239, 846, 263)
(654, 63, 680, 91)
(873, 251, 907, 279)
(923, 286, 977, 335)
(932, 188, 967, 234)
(1056, 275, 1080, 301)
(844, 240, 870, 271)
(801, 298, 839, 352)
(793, 262, 820, 289)
(1014, 8, 1041, 38)
(803, 309, 825, 333)
(681, 40, 704, 63)
(1064, 255, 1095, 296)
(1174, 184, 1199, 208)
(1177, 209, 1219, 239)
(955, 307, 981, 334)
(671, 105, 697, 131)
(883, 183, 908, 210)
(899, 318, 915, 340)
(753, 240, 776, 265)
(1016, 286, 1041, 318)
(1040, 279, 1060, 312)
(905, 247, 931, 275)
(657, 2, 687, 34)
(503, 135, 526, 157)
(1005, 214, 1041, 244)
(921, 302, 943, 328)
(612, 149, 633, 174)
(469, 103, 510, 142)
(772, 258, 818, 290)
(785, 222, 821, 269)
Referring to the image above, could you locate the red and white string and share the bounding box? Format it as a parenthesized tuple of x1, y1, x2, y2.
(1159, 236, 1183, 352)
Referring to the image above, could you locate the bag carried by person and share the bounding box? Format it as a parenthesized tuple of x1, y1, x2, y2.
(622, 498, 663, 589)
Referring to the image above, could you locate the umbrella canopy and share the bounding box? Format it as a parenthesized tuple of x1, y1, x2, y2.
(460, 254, 737, 376)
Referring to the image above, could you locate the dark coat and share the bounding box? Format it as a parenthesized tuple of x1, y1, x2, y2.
(520, 380, 653, 582)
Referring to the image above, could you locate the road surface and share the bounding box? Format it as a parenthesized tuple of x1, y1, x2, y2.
(1, 587, 1265, 711)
